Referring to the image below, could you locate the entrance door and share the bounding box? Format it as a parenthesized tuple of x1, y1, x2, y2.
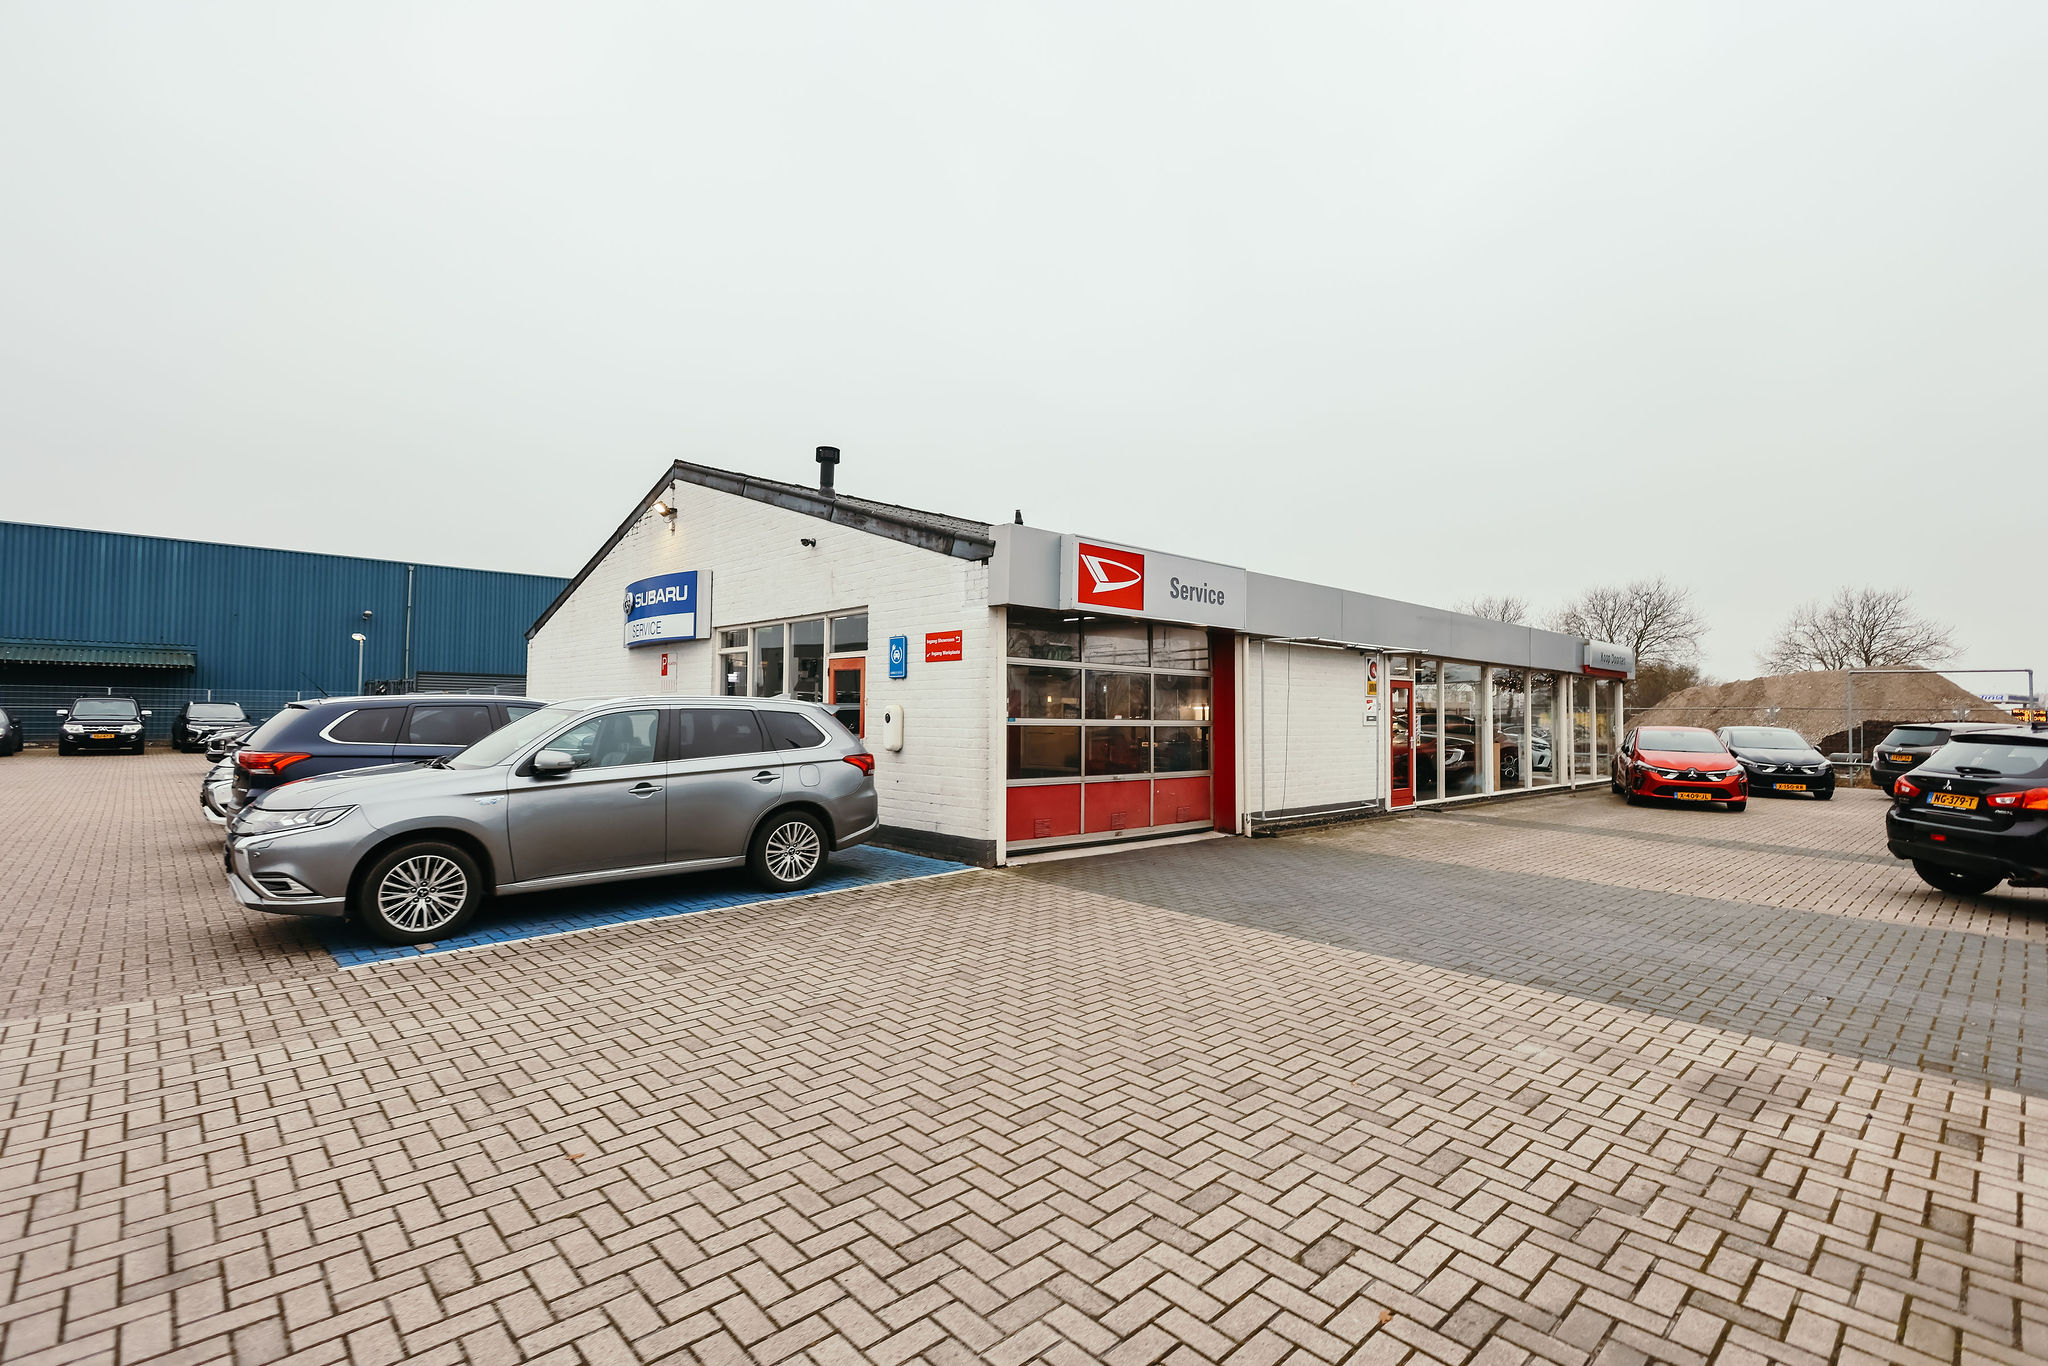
(827, 658, 865, 737)
(1389, 679, 1414, 808)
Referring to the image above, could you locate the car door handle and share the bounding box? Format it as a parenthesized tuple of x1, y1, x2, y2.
(752, 770, 776, 783)
(628, 782, 663, 797)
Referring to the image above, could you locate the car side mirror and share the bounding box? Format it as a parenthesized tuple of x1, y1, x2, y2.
(532, 749, 575, 776)
(141, 710, 152, 717)
(56, 709, 68, 717)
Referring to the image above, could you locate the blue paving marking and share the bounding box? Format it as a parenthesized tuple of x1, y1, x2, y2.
(319, 845, 966, 968)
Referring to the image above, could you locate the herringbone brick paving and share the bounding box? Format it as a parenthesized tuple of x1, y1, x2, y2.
(1, 754, 2044, 1364)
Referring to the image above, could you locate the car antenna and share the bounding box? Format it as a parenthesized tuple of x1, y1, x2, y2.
(299, 672, 330, 699)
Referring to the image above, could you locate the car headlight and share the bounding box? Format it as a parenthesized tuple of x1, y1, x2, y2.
(121, 723, 142, 732)
(1649, 766, 1680, 778)
(237, 805, 354, 837)
(1747, 761, 1774, 772)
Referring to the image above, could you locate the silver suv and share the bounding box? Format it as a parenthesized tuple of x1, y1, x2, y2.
(223, 696, 879, 944)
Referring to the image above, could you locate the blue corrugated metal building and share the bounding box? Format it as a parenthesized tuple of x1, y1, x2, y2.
(0, 520, 567, 705)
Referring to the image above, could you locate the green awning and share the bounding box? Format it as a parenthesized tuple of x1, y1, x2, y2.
(0, 638, 198, 669)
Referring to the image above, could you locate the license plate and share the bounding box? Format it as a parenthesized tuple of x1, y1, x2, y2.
(1890, 753, 1913, 762)
(1674, 792, 1712, 801)
(91, 732, 115, 740)
(1774, 783, 1807, 791)
(1929, 792, 1978, 811)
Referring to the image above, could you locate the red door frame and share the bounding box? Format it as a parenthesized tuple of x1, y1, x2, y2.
(1209, 629, 1236, 833)
(828, 658, 866, 737)
(1389, 678, 1414, 808)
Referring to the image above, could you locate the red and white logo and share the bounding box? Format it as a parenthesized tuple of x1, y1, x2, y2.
(1076, 542, 1145, 610)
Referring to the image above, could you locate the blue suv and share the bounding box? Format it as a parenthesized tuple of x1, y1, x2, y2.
(229, 695, 545, 819)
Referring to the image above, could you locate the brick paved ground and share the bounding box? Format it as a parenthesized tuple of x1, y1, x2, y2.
(3, 752, 2045, 1365)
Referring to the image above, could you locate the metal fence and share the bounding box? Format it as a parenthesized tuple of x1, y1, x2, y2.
(0, 681, 527, 746)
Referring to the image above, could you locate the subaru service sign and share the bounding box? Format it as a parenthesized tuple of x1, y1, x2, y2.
(1058, 534, 1247, 630)
(623, 570, 711, 647)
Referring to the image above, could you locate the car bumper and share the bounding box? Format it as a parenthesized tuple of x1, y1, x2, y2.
(1742, 768, 1835, 795)
(62, 733, 142, 750)
(1886, 810, 2048, 884)
(222, 831, 353, 918)
(1635, 776, 1745, 802)
(835, 816, 880, 850)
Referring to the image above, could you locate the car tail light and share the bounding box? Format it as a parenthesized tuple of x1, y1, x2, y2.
(842, 753, 876, 775)
(236, 751, 309, 776)
(1988, 787, 2048, 811)
(1894, 776, 1921, 799)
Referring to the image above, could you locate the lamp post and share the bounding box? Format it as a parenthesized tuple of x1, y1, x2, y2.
(351, 632, 367, 694)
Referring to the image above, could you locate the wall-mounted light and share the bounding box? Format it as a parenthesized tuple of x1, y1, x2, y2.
(652, 500, 676, 519)
(800, 537, 817, 548)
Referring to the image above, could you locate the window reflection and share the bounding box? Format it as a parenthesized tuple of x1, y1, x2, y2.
(1083, 622, 1149, 667)
(1008, 610, 1080, 661)
(1442, 663, 1483, 796)
(1085, 670, 1151, 720)
(1492, 669, 1528, 791)
(1153, 727, 1210, 773)
(1085, 726, 1150, 775)
(1415, 659, 1440, 801)
(1530, 674, 1557, 786)
(1155, 674, 1211, 721)
(1008, 726, 1081, 779)
(1009, 666, 1081, 719)
(1152, 626, 1209, 671)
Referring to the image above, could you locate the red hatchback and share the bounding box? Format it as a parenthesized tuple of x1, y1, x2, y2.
(1612, 726, 1747, 811)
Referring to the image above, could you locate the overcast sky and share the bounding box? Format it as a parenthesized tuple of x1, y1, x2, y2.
(2, 2, 2041, 688)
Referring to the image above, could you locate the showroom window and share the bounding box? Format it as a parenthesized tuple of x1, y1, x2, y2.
(719, 613, 868, 702)
(1005, 610, 1211, 783)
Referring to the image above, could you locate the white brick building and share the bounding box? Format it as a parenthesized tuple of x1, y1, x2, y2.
(527, 453, 1635, 865)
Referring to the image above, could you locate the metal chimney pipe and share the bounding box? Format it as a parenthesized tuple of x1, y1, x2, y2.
(816, 446, 840, 497)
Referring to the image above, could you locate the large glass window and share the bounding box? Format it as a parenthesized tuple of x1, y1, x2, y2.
(1492, 669, 1528, 791)
(830, 614, 868, 654)
(1154, 727, 1211, 773)
(1085, 670, 1151, 720)
(720, 650, 749, 697)
(756, 624, 786, 698)
(1415, 659, 1441, 801)
(1007, 726, 1081, 779)
(1531, 674, 1558, 786)
(1593, 679, 1615, 777)
(1008, 666, 1080, 719)
(1441, 663, 1482, 796)
(1083, 622, 1149, 667)
(790, 619, 826, 702)
(1009, 616, 1080, 662)
(1155, 674, 1212, 721)
(1152, 626, 1209, 671)
(1085, 726, 1150, 775)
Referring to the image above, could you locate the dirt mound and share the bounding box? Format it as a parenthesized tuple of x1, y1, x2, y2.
(1631, 668, 2007, 751)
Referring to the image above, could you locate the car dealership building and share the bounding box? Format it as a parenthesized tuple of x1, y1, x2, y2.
(527, 453, 1635, 866)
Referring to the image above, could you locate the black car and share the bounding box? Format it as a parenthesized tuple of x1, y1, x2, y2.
(57, 697, 151, 754)
(0, 707, 20, 756)
(1869, 722, 2006, 795)
(172, 701, 250, 752)
(230, 694, 544, 808)
(1885, 725, 2048, 896)
(1715, 726, 1835, 799)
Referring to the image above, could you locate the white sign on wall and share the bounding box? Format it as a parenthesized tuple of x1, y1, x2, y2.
(1058, 534, 1248, 630)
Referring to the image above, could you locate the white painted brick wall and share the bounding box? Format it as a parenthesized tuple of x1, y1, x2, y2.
(528, 480, 995, 846)
(1239, 642, 1383, 816)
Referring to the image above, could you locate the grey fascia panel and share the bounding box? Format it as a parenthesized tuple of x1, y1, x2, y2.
(1246, 574, 1345, 641)
(989, 524, 1063, 610)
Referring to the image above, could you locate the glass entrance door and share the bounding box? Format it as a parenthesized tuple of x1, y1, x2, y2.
(1390, 679, 1414, 808)
(827, 658, 865, 737)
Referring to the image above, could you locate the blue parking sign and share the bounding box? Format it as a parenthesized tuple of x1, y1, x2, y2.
(888, 635, 908, 679)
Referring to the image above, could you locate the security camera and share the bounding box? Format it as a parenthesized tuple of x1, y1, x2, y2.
(361, 610, 374, 621)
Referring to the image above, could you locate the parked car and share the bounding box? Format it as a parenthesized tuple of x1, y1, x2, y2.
(204, 724, 255, 762)
(1611, 725, 1746, 810)
(57, 697, 150, 755)
(224, 696, 878, 944)
(0, 707, 19, 756)
(172, 701, 249, 752)
(1885, 724, 2048, 895)
(229, 694, 545, 809)
(200, 755, 239, 825)
(1869, 722, 2006, 795)
(1715, 726, 1836, 799)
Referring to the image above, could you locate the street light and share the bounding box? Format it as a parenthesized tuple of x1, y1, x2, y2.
(351, 632, 367, 694)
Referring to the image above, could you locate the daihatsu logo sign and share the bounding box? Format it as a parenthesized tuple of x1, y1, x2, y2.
(1077, 543, 1145, 609)
(1059, 535, 1247, 630)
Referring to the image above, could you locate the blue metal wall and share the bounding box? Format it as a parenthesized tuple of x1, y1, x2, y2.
(0, 521, 566, 696)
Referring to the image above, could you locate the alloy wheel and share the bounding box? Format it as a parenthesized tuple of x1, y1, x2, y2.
(763, 819, 822, 884)
(377, 854, 469, 933)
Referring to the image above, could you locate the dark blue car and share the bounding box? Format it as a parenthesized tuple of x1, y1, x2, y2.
(229, 695, 545, 817)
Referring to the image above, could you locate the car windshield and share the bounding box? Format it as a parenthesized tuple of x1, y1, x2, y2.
(1926, 738, 2048, 778)
(448, 702, 580, 769)
(1637, 729, 1723, 753)
(1880, 727, 1947, 747)
(73, 699, 139, 720)
(1724, 728, 1810, 750)
(189, 703, 245, 721)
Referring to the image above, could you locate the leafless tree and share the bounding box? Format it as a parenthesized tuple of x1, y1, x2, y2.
(1547, 577, 1707, 666)
(1759, 587, 1957, 673)
(1455, 594, 1529, 625)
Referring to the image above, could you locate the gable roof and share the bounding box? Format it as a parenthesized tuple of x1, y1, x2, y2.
(528, 460, 995, 639)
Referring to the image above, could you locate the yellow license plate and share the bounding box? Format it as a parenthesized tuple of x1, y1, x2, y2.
(1774, 783, 1807, 791)
(1929, 792, 1978, 811)
(91, 732, 115, 740)
(1889, 753, 1913, 762)
(1674, 792, 1712, 801)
